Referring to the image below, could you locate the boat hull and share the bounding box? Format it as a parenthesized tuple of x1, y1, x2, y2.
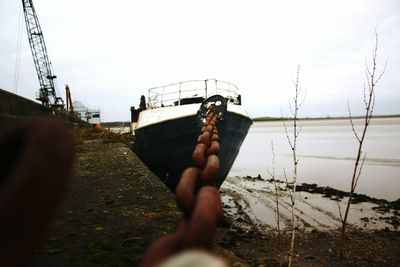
(133, 111, 252, 191)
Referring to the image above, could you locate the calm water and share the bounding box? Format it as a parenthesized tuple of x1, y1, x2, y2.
(229, 118, 400, 201)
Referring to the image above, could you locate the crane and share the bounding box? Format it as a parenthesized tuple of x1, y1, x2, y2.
(65, 84, 74, 113)
(21, 0, 64, 108)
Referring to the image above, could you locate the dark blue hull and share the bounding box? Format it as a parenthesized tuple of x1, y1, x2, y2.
(133, 111, 252, 191)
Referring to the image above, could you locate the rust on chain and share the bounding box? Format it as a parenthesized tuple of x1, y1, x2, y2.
(177, 105, 222, 211)
(141, 105, 225, 267)
(177, 106, 224, 247)
(0, 118, 74, 266)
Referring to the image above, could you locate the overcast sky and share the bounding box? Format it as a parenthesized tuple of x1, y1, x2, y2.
(1, 0, 399, 121)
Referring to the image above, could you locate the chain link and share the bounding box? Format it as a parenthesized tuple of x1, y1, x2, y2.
(141, 106, 224, 266)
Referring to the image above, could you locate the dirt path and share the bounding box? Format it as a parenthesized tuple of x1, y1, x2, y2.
(33, 141, 181, 266)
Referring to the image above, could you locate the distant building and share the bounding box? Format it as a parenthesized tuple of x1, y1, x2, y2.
(73, 101, 100, 124)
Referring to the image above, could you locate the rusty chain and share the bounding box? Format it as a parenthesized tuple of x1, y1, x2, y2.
(141, 106, 224, 267)
(0, 113, 224, 266)
(0, 119, 74, 266)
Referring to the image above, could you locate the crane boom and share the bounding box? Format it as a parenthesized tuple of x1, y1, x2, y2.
(65, 84, 74, 113)
(21, 0, 63, 107)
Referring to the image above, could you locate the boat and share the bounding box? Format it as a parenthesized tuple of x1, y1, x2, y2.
(131, 79, 252, 191)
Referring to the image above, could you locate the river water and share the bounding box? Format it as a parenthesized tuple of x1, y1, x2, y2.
(228, 117, 400, 201)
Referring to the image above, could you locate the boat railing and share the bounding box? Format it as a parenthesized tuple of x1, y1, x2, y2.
(147, 79, 240, 108)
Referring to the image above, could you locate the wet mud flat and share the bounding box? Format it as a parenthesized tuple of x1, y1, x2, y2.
(217, 175, 400, 266)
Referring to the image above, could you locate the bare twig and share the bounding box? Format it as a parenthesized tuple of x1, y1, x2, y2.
(298, 88, 307, 110)
(281, 108, 294, 149)
(341, 32, 386, 239)
(365, 60, 372, 82)
(284, 65, 304, 267)
(376, 59, 388, 85)
(283, 168, 293, 201)
(296, 125, 302, 140)
(337, 201, 344, 224)
(363, 82, 368, 107)
(367, 92, 376, 126)
(354, 153, 366, 189)
(268, 140, 281, 235)
(348, 101, 361, 142)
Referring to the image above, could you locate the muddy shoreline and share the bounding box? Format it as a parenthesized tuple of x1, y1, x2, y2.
(219, 175, 400, 266)
(32, 130, 400, 266)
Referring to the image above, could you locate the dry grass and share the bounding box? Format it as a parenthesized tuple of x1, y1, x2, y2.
(71, 127, 134, 145)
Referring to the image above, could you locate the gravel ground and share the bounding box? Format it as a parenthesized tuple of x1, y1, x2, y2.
(32, 130, 400, 266)
(33, 140, 182, 267)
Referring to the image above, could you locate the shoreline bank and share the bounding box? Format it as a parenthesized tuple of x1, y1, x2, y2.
(32, 130, 400, 266)
(221, 175, 400, 233)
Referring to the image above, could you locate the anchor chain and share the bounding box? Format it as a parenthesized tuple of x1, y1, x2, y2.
(141, 106, 224, 267)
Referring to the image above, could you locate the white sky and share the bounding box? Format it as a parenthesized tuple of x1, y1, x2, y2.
(1, 0, 399, 121)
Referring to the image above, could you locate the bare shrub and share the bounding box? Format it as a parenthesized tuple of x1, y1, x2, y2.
(338, 31, 387, 239)
(282, 65, 305, 266)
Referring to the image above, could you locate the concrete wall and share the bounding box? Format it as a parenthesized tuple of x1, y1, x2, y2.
(0, 88, 88, 136)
